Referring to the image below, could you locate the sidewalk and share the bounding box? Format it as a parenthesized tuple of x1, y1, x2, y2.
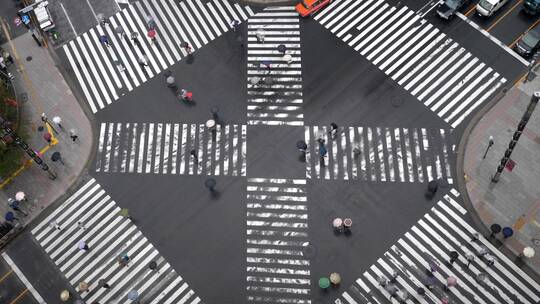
(460, 73, 540, 277)
(0, 31, 92, 232)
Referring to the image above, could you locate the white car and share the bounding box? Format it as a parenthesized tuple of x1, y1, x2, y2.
(476, 0, 510, 17)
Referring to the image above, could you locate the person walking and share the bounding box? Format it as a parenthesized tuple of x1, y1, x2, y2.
(118, 208, 132, 219)
(181, 42, 192, 55)
(49, 220, 61, 230)
(319, 143, 327, 167)
(99, 35, 110, 47)
(147, 28, 157, 44)
(465, 253, 475, 268)
(261, 60, 271, 70)
(131, 32, 141, 48)
(77, 221, 86, 231)
(329, 122, 338, 138)
(146, 15, 156, 30)
(69, 129, 79, 142)
(138, 55, 149, 67)
(98, 279, 111, 289)
(52, 116, 63, 130)
(190, 149, 199, 165)
(256, 29, 265, 43)
(115, 25, 125, 39)
(78, 240, 90, 251)
(230, 19, 240, 32)
(166, 75, 175, 88)
(8, 198, 27, 216)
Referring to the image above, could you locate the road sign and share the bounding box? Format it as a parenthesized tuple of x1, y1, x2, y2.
(21, 15, 30, 25)
(13, 17, 21, 26)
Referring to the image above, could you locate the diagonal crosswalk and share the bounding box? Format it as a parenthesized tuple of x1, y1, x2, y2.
(335, 189, 540, 304)
(31, 179, 202, 304)
(95, 122, 247, 176)
(305, 126, 454, 183)
(247, 7, 304, 126)
(245, 178, 311, 304)
(314, 0, 507, 128)
(64, 0, 254, 114)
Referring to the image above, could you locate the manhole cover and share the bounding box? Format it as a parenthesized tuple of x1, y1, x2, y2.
(391, 98, 403, 107)
(20, 92, 28, 102)
(303, 244, 317, 259)
(26, 56, 32, 62)
(532, 238, 540, 247)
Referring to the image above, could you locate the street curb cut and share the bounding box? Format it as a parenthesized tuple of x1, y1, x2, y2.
(456, 84, 540, 280)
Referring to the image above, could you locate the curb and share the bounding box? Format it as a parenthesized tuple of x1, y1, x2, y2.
(456, 83, 540, 280)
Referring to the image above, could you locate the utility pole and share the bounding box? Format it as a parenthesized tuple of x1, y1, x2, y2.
(491, 92, 539, 183)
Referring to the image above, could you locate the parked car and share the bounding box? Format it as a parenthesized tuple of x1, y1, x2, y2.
(437, 0, 470, 20)
(476, 0, 510, 17)
(514, 23, 540, 57)
(296, 0, 333, 17)
(523, 0, 540, 15)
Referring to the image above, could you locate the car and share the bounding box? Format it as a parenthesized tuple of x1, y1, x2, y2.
(476, 0, 510, 17)
(515, 24, 540, 58)
(437, 0, 470, 20)
(295, 0, 332, 17)
(523, 0, 540, 15)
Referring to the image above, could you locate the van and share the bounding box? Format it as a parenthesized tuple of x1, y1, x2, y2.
(33, 0, 55, 31)
(476, 0, 510, 17)
(523, 0, 540, 15)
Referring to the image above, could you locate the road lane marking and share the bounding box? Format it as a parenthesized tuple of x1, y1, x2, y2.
(0, 269, 13, 283)
(59, 1, 77, 36)
(1, 253, 46, 304)
(457, 12, 528, 65)
(486, 0, 524, 32)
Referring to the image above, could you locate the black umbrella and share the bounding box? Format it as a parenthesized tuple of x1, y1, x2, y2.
(148, 261, 157, 271)
(277, 44, 286, 54)
(296, 140, 307, 151)
(51, 151, 64, 165)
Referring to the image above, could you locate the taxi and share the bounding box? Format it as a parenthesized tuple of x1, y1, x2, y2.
(296, 0, 333, 17)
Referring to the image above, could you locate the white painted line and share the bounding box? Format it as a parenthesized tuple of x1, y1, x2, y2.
(59, 1, 77, 36)
(1, 253, 47, 304)
(456, 12, 528, 66)
(85, 0, 99, 22)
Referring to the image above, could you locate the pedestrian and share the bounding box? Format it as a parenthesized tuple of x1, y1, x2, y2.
(43, 132, 52, 144)
(78, 240, 90, 251)
(470, 232, 480, 242)
(131, 32, 141, 47)
(118, 208, 131, 219)
(52, 116, 63, 130)
(0, 56, 7, 72)
(230, 19, 240, 31)
(256, 29, 265, 43)
(376, 276, 387, 286)
(389, 270, 398, 283)
(476, 245, 489, 257)
(329, 122, 338, 138)
(182, 42, 192, 55)
(146, 15, 156, 30)
(69, 129, 79, 142)
(49, 220, 61, 230)
(118, 252, 130, 267)
(261, 60, 271, 70)
(180, 89, 193, 101)
(4, 211, 18, 223)
(8, 198, 27, 216)
(138, 55, 149, 67)
(484, 253, 496, 266)
(444, 276, 457, 291)
(98, 279, 110, 289)
(190, 149, 199, 164)
(99, 35, 110, 47)
(115, 25, 125, 39)
(115, 60, 126, 73)
(166, 75, 175, 88)
(78, 281, 89, 293)
(384, 284, 398, 299)
(465, 253, 475, 268)
(77, 221, 86, 231)
(147, 28, 157, 44)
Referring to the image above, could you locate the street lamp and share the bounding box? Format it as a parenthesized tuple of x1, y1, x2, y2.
(482, 135, 494, 159)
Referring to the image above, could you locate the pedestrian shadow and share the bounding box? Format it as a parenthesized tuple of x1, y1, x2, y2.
(186, 54, 195, 65)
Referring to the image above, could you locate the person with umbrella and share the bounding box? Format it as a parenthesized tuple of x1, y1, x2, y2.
(180, 89, 193, 102)
(296, 140, 307, 154)
(230, 19, 240, 31)
(8, 198, 27, 216)
(256, 29, 265, 43)
(115, 25, 126, 39)
(5, 211, 18, 223)
(127, 290, 139, 302)
(15, 191, 27, 202)
(181, 42, 192, 55)
(444, 276, 457, 291)
(78, 240, 90, 251)
(99, 35, 110, 47)
(166, 75, 175, 88)
(52, 116, 63, 130)
(147, 28, 157, 44)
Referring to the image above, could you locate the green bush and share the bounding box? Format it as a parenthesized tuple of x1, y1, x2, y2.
(0, 78, 24, 179)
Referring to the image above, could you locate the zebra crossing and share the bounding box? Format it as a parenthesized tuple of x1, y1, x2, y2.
(304, 126, 454, 183)
(314, 0, 507, 128)
(95, 122, 247, 176)
(335, 189, 540, 304)
(64, 0, 254, 113)
(31, 178, 202, 304)
(247, 7, 304, 126)
(245, 178, 311, 304)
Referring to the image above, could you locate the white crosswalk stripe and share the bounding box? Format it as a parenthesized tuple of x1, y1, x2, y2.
(305, 126, 454, 183)
(246, 178, 311, 304)
(30, 179, 202, 304)
(335, 190, 540, 304)
(95, 122, 247, 176)
(247, 7, 304, 126)
(64, 0, 254, 114)
(314, 0, 507, 128)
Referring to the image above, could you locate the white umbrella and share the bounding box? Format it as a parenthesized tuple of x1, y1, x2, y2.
(52, 116, 62, 124)
(523, 247, 535, 258)
(15, 191, 25, 201)
(78, 240, 87, 250)
(127, 290, 139, 301)
(332, 218, 342, 228)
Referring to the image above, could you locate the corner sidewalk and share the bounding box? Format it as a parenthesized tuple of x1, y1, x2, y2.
(459, 72, 540, 278)
(0, 30, 92, 232)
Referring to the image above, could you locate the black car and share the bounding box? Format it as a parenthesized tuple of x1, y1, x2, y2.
(515, 25, 540, 58)
(437, 0, 469, 20)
